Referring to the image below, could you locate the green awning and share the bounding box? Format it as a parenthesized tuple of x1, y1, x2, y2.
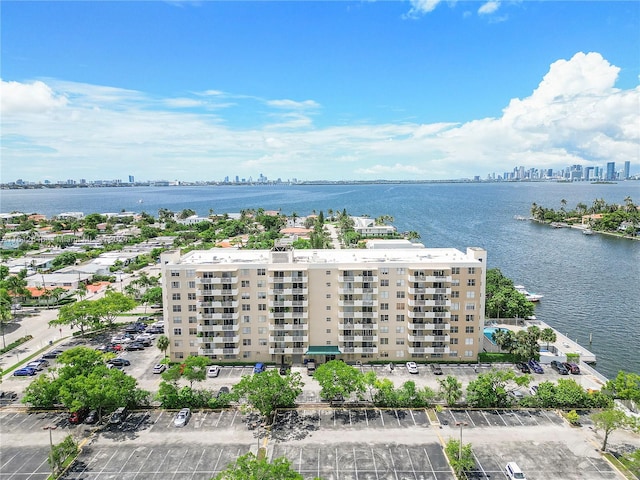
(305, 346, 342, 355)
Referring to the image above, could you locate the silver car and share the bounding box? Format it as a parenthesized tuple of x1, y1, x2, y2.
(207, 365, 220, 378)
(174, 408, 191, 427)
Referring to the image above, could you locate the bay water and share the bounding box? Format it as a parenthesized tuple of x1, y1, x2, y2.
(2, 182, 639, 378)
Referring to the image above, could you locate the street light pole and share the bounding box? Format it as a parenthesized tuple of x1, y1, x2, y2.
(43, 425, 58, 478)
(455, 421, 468, 461)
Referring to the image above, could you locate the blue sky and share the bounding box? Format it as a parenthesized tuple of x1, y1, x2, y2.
(1, 1, 639, 182)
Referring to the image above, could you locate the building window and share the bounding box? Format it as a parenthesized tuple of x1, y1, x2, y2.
(259, 339, 267, 346)
(188, 281, 196, 288)
(380, 326, 389, 333)
(241, 280, 250, 287)
(380, 303, 389, 310)
(451, 267, 460, 275)
(468, 267, 476, 274)
(173, 316, 182, 323)
(380, 279, 389, 287)
(258, 292, 266, 299)
(380, 291, 389, 299)
(326, 329, 331, 333)
(172, 305, 181, 312)
(188, 305, 197, 312)
(451, 315, 459, 322)
(451, 302, 459, 311)
(465, 303, 475, 311)
(258, 327, 267, 334)
(326, 306, 331, 310)
(171, 270, 180, 277)
(257, 269, 266, 276)
(326, 282, 331, 287)
(396, 314, 405, 322)
(189, 328, 197, 335)
(450, 338, 459, 345)
(257, 280, 265, 288)
(326, 317, 332, 322)
(380, 315, 389, 322)
(242, 327, 251, 334)
(189, 316, 197, 323)
(396, 268, 405, 275)
(259, 315, 267, 323)
(465, 326, 475, 333)
(380, 268, 388, 275)
(451, 291, 460, 298)
(466, 291, 475, 299)
(242, 351, 251, 359)
(241, 293, 250, 299)
(464, 350, 474, 357)
(465, 338, 474, 345)
(450, 326, 459, 333)
(395, 351, 404, 358)
(395, 326, 405, 334)
(396, 279, 405, 287)
(452, 279, 460, 286)
(395, 339, 405, 345)
(243, 315, 250, 323)
(243, 339, 251, 346)
(466, 315, 475, 322)
(173, 328, 182, 335)
(467, 279, 476, 286)
(186, 269, 195, 277)
(172, 293, 181, 300)
(396, 303, 405, 310)
(171, 281, 180, 288)
(187, 293, 196, 300)
(240, 269, 250, 276)
(380, 338, 389, 345)
(258, 304, 266, 311)
(242, 304, 251, 311)
(396, 291, 405, 299)
(326, 270, 331, 275)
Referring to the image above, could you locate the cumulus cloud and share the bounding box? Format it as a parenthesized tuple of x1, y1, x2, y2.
(405, 0, 443, 17)
(1, 51, 638, 182)
(478, 1, 500, 15)
(0, 79, 68, 113)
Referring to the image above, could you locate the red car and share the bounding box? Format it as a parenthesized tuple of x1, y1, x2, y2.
(562, 362, 580, 374)
(69, 408, 89, 424)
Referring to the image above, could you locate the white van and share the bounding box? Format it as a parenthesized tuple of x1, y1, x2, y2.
(505, 462, 526, 480)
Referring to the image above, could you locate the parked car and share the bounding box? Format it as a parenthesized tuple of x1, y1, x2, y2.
(42, 349, 64, 359)
(13, 367, 37, 376)
(216, 386, 230, 398)
(515, 362, 531, 373)
(69, 408, 89, 424)
(109, 406, 128, 424)
(85, 410, 98, 424)
(207, 365, 220, 378)
(306, 360, 316, 376)
(406, 362, 419, 374)
(107, 358, 131, 368)
(529, 385, 539, 395)
(279, 365, 290, 375)
(152, 364, 166, 374)
(551, 360, 569, 375)
(253, 363, 266, 374)
(0, 391, 18, 402)
(527, 359, 544, 374)
(26, 359, 49, 370)
(563, 362, 580, 374)
(505, 461, 527, 480)
(174, 408, 191, 427)
(509, 390, 524, 401)
(430, 364, 443, 375)
(125, 342, 145, 351)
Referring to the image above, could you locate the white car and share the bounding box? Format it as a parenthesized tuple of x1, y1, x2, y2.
(174, 408, 191, 427)
(207, 365, 220, 378)
(406, 362, 419, 374)
(152, 364, 166, 374)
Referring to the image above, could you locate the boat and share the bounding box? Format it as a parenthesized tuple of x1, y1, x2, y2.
(582, 228, 593, 235)
(515, 285, 544, 302)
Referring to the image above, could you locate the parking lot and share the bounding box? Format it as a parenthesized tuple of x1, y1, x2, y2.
(0, 406, 627, 480)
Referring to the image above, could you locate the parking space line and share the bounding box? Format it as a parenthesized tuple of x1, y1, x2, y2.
(394, 410, 401, 427)
(371, 446, 380, 480)
(471, 450, 489, 478)
(210, 448, 224, 475)
(29, 453, 49, 479)
(132, 447, 154, 480)
(378, 409, 385, 427)
(387, 445, 399, 480)
(214, 411, 223, 428)
(230, 409, 239, 426)
(465, 410, 476, 427)
(170, 448, 188, 480)
(422, 446, 436, 478)
(348, 409, 353, 427)
(406, 447, 418, 479)
(352, 446, 358, 478)
(364, 409, 369, 427)
(496, 410, 509, 427)
(119, 449, 137, 473)
(335, 447, 339, 478)
(189, 448, 207, 480)
(98, 450, 120, 476)
(408, 409, 416, 426)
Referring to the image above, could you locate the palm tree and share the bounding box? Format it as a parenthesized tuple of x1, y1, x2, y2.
(157, 334, 170, 358)
(540, 328, 557, 350)
(438, 375, 463, 406)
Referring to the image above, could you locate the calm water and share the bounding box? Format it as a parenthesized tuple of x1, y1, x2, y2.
(2, 182, 639, 378)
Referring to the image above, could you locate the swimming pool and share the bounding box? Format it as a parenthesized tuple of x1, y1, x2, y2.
(483, 327, 506, 345)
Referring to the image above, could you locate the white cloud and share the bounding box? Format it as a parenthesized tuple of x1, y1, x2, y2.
(0, 79, 68, 113)
(478, 1, 500, 15)
(1, 51, 638, 182)
(164, 97, 205, 108)
(405, 0, 443, 18)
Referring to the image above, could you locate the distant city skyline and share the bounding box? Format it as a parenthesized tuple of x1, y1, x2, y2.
(1, 2, 639, 182)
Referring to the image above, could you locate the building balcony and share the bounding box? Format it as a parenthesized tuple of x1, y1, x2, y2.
(341, 346, 378, 354)
(269, 300, 309, 308)
(197, 300, 238, 308)
(196, 289, 238, 297)
(198, 335, 239, 344)
(269, 323, 309, 331)
(338, 322, 378, 331)
(407, 346, 451, 355)
(269, 288, 308, 296)
(338, 335, 378, 342)
(269, 347, 306, 355)
(408, 300, 451, 308)
(338, 275, 378, 283)
(196, 277, 238, 285)
(338, 311, 378, 319)
(338, 287, 378, 295)
(198, 312, 239, 321)
(407, 334, 450, 342)
(198, 347, 239, 356)
(338, 300, 375, 307)
(197, 323, 239, 333)
(268, 335, 309, 343)
(408, 275, 452, 283)
(408, 311, 451, 319)
(408, 322, 451, 331)
(268, 275, 307, 284)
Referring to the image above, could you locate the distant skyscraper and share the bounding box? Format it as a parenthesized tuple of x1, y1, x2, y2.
(585, 167, 594, 181)
(128, 175, 134, 183)
(606, 162, 616, 181)
(624, 161, 630, 179)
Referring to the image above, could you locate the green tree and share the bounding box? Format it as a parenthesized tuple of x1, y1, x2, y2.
(605, 371, 640, 403)
(181, 355, 209, 387)
(51, 252, 78, 269)
(232, 369, 303, 425)
(0, 289, 14, 349)
(141, 286, 163, 311)
(466, 369, 530, 408)
(214, 453, 304, 480)
(49, 300, 99, 335)
(314, 360, 365, 402)
(157, 335, 170, 358)
(445, 438, 475, 475)
(93, 291, 136, 327)
(540, 328, 557, 350)
(438, 375, 463, 406)
(591, 408, 630, 451)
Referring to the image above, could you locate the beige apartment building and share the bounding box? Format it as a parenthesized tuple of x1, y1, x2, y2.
(160, 245, 486, 365)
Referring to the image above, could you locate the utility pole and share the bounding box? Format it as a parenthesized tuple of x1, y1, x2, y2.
(43, 425, 58, 478)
